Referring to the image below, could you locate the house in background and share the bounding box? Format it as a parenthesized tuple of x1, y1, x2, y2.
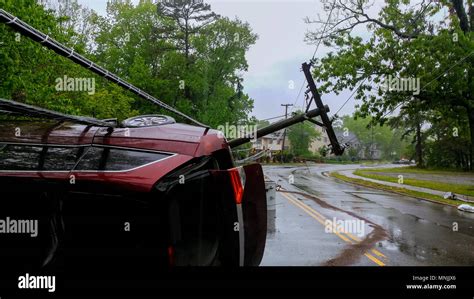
(251, 130, 290, 153)
(334, 130, 382, 159)
(309, 125, 328, 154)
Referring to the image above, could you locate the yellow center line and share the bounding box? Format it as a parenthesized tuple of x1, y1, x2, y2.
(279, 190, 386, 266)
(281, 192, 353, 243)
(285, 192, 358, 246)
(364, 253, 385, 266)
(371, 249, 387, 258)
(346, 233, 361, 242)
(345, 233, 387, 259)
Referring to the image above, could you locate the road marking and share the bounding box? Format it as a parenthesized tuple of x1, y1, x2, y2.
(346, 233, 361, 242)
(279, 191, 386, 266)
(281, 192, 352, 243)
(371, 249, 387, 258)
(340, 230, 387, 259)
(282, 192, 385, 266)
(364, 252, 385, 266)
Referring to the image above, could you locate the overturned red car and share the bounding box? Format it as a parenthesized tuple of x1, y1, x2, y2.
(0, 114, 267, 271)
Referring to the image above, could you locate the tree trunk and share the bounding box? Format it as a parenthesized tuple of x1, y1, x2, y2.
(415, 120, 423, 167)
(184, 19, 192, 103)
(467, 106, 474, 171)
(184, 19, 189, 65)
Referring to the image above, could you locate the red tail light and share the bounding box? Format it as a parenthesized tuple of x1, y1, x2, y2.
(229, 167, 246, 204)
(168, 245, 175, 266)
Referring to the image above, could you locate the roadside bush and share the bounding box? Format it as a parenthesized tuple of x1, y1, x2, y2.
(298, 152, 322, 162)
(281, 151, 294, 163)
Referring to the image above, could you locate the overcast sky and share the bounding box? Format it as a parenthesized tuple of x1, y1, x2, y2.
(77, 0, 360, 121)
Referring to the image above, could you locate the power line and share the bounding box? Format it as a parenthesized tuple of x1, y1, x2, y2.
(311, 1, 337, 60)
(258, 114, 286, 122)
(292, 81, 306, 107)
(291, 0, 337, 115)
(333, 78, 367, 117)
(0, 9, 206, 128)
(382, 102, 404, 118)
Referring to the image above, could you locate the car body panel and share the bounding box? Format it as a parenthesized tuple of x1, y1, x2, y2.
(0, 119, 267, 268)
(0, 120, 228, 192)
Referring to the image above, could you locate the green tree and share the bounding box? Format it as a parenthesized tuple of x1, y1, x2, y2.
(1, 0, 256, 127)
(0, 0, 63, 104)
(388, 105, 428, 167)
(91, 0, 256, 127)
(319, 146, 328, 158)
(306, 0, 474, 169)
(0, 0, 137, 120)
(341, 114, 409, 160)
(287, 114, 320, 156)
(193, 17, 257, 126)
(156, 0, 218, 64)
(424, 107, 472, 169)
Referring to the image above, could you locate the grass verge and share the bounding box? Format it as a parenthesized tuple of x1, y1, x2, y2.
(354, 169, 474, 197)
(330, 171, 463, 206)
(359, 166, 473, 175)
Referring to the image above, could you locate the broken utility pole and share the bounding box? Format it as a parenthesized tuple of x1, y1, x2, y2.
(228, 106, 329, 148)
(301, 62, 344, 155)
(228, 61, 345, 156)
(280, 103, 293, 162)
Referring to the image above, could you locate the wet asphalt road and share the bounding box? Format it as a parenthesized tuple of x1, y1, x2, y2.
(260, 164, 474, 266)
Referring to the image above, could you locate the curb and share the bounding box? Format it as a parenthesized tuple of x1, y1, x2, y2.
(329, 172, 459, 208)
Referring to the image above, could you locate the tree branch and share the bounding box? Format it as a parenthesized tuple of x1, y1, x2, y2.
(451, 0, 470, 33)
(307, 0, 436, 43)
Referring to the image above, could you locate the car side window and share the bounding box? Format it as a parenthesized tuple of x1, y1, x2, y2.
(75, 147, 170, 171)
(43, 147, 81, 171)
(0, 144, 81, 171)
(0, 144, 43, 170)
(0, 144, 170, 172)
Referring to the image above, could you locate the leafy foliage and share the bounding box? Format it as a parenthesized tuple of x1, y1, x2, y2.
(340, 114, 411, 160)
(287, 111, 320, 156)
(306, 0, 474, 170)
(0, 0, 257, 127)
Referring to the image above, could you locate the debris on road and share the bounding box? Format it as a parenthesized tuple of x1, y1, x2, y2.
(444, 192, 456, 200)
(458, 204, 474, 213)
